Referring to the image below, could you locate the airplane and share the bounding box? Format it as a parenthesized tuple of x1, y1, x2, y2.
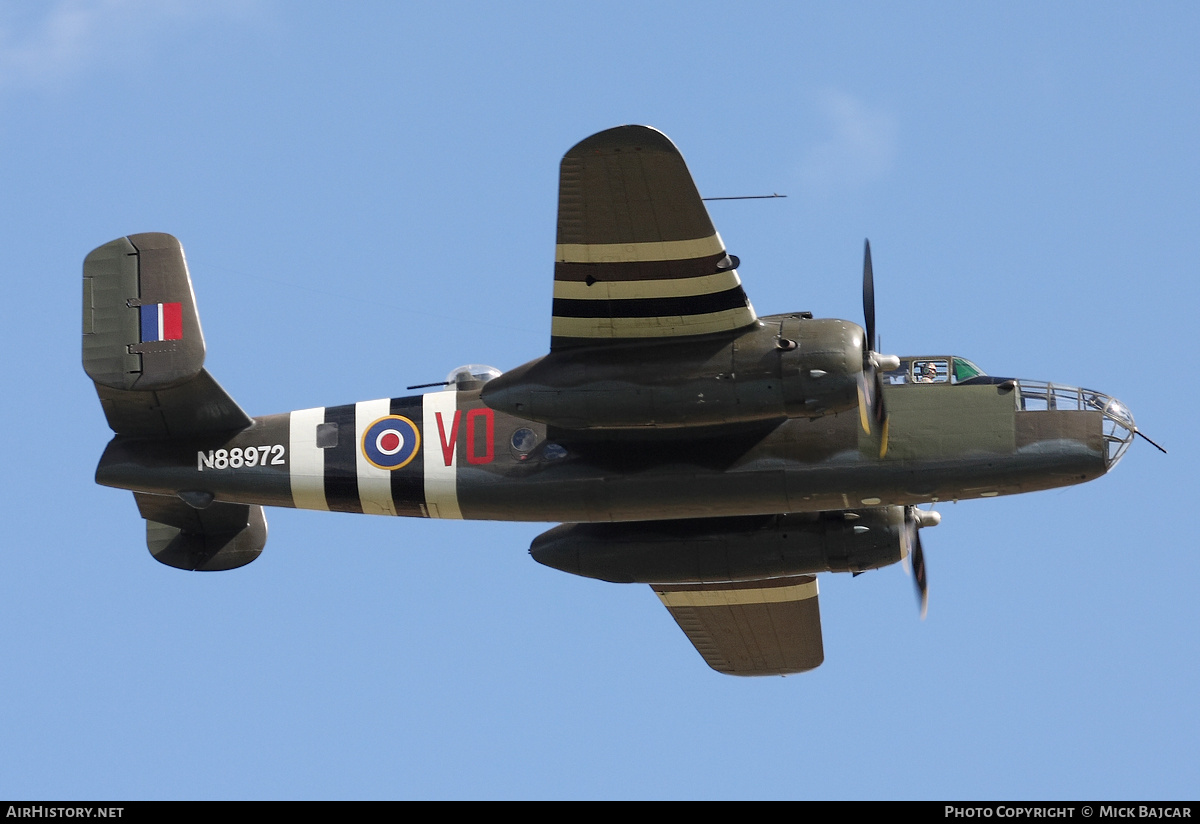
(81, 125, 1154, 677)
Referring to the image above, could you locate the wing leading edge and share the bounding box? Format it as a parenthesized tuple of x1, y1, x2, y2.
(653, 576, 824, 676)
(551, 125, 757, 349)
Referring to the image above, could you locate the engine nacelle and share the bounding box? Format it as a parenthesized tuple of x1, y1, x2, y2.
(481, 314, 864, 430)
(530, 507, 908, 584)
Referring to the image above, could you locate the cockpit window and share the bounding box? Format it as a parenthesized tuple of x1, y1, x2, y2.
(885, 360, 910, 384)
(912, 359, 949, 384)
(953, 358, 984, 382)
(885, 356, 987, 385)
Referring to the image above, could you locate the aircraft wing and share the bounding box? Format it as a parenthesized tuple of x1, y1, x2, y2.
(551, 125, 757, 350)
(652, 575, 824, 676)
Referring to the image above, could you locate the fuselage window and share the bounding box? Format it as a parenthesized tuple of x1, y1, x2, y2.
(316, 422, 339, 448)
(511, 428, 538, 459)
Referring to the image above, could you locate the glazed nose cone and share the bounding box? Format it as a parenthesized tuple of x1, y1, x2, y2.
(1098, 394, 1136, 469)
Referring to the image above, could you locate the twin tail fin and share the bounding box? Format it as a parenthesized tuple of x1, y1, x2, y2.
(83, 233, 265, 570)
(82, 232, 251, 438)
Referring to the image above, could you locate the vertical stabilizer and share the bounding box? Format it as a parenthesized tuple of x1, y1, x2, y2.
(83, 232, 206, 391)
(82, 233, 251, 438)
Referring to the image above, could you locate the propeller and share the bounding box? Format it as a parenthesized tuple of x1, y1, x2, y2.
(902, 506, 940, 619)
(857, 240, 900, 457)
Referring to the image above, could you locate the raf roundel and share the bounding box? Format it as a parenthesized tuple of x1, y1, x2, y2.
(361, 415, 421, 470)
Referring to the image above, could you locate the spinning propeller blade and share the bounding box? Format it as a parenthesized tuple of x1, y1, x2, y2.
(859, 240, 895, 456)
(904, 506, 939, 619)
(912, 531, 929, 620)
(863, 239, 876, 357)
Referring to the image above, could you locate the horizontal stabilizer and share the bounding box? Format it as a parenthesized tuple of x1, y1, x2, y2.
(135, 492, 266, 571)
(95, 368, 251, 438)
(653, 575, 824, 676)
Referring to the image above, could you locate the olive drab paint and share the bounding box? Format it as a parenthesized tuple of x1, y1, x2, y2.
(83, 126, 1146, 676)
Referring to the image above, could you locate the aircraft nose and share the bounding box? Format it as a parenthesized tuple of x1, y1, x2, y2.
(1015, 380, 1141, 470)
(1096, 393, 1137, 469)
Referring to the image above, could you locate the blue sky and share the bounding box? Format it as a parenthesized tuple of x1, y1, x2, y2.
(1, 1, 1197, 800)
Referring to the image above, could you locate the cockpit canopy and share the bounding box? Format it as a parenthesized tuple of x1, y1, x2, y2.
(884, 356, 985, 386)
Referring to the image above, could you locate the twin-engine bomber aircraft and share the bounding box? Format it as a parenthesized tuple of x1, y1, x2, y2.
(83, 125, 1150, 676)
